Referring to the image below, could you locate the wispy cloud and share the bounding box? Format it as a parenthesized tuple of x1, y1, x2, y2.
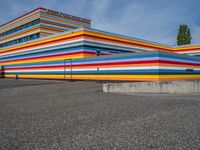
(0, 0, 200, 45)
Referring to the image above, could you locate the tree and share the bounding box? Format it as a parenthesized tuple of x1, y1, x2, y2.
(177, 24, 192, 46)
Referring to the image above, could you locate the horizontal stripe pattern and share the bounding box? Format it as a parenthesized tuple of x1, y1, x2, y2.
(0, 8, 91, 49)
(1, 12, 200, 82)
(1, 51, 200, 81)
(2, 28, 200, 56)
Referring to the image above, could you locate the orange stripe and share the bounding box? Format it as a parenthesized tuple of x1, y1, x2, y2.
(41, 20, 76, 29)
(0, 11, 41, 31)
(1, 27, 40, 43)
(0, 30, 84, 54)
(40, 26, 65, 32)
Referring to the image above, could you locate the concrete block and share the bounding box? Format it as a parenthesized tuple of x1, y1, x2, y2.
(103, 80, 200, 93)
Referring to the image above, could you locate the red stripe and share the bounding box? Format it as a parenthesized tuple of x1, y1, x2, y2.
(0, 7, 44, 28)
(6, 59, 200, 70)
(1, 50, 105, 64)
(68, 59, 200, 67)
(5, 60, 158, 70)
(85, 35, 171, 52)
(0, 51, 86, 63)
(0, 34, 83, 55)
(41, 20, 76, 29)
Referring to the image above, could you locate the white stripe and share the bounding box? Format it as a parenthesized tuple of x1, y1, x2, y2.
(7, 66, 200, 73)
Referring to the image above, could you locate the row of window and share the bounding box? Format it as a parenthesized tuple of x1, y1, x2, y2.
(0, 19, 40, 38)
(0, 33, 40, 48)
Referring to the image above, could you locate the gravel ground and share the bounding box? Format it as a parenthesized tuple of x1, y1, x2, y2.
(0, 79, 200, 150)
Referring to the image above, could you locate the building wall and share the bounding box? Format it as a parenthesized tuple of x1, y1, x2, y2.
(40, 8, 90, 37)
(1, 28, 200, 82)
(1, 27, 200, 56)
(0, 8, 91, 48)
(2, 51, 200, 81)
(0, 9, 41, 48)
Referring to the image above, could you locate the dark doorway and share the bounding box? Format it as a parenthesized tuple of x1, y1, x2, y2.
(64, 59, 72, 80)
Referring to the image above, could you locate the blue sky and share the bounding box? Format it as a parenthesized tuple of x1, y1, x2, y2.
(0, 0, 200, 46)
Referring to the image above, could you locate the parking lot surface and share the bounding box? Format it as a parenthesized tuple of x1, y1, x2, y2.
(0, 79, 200, 150)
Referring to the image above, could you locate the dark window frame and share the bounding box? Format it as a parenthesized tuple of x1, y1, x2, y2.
(0, 19, 40, 38)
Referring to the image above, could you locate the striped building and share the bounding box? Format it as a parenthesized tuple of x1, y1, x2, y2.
(0, 8, 200, 81)
(0, 8, 91, 49)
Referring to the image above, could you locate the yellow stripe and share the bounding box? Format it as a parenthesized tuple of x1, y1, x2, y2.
(41, 14, 90, 28)
(2, 27, 200, 55)
(0, 28, 41, 44)
(0, 30, 84, 53)
(1, 25, 65, 44)
(71, 74, 159, 80)
(40, 32, 53, 37)
(40, 26, 65, 32)
(0, 54, 84, 66)
(174, 46, 200, 51)
(159, 74, 200, 79)
(84, 30, 172, 51)
(5, 74, 65, 79)
(4, 74, 200, 81)
(5, 74, 159, 81)
(0, 12, 41, 32)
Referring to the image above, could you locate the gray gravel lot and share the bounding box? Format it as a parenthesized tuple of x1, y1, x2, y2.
(0, 79, 200, 150)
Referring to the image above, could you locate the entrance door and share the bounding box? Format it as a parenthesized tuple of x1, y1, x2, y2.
(64, 59, 72, 80)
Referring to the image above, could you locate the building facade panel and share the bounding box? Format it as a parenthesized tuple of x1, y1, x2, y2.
(0, 8, 91, 48)
(2, 51, 200, 81)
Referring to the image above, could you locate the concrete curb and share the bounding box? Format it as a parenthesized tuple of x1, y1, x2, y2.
(103, 80, 200, 93)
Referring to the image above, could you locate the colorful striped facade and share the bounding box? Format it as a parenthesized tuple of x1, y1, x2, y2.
(2, 51, 200, 81)
(1, 8, 200, 82)
(0, 8, 91, 49)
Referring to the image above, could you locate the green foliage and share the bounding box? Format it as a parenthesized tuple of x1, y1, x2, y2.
(177, 24, 192, 46)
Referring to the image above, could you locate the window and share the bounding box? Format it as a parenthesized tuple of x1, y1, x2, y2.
(0, 19, 40, 38)
(0, 33, 40, 48)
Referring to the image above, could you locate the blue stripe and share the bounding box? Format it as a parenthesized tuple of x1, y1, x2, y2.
(6, 69, 200, 74)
